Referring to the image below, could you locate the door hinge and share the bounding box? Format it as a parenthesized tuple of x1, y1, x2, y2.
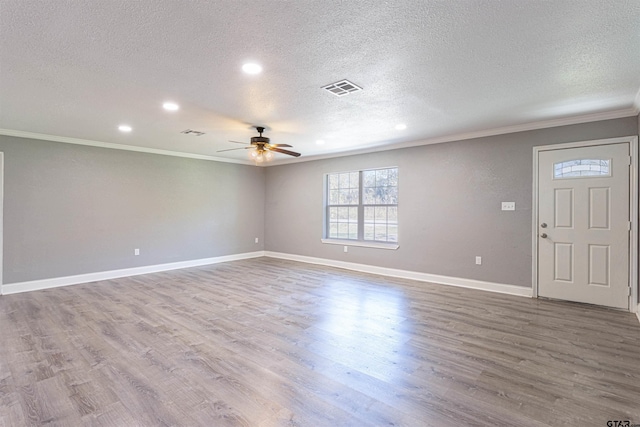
(629, 221, 632, 231)
(629, 287, 632, 296)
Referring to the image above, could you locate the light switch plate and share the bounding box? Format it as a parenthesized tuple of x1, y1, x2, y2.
(502, 202, 516, 211)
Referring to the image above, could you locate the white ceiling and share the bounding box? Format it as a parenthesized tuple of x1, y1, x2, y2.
(1, 0, 639, 165)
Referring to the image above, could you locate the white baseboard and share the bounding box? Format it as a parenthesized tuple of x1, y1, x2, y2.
(1, 251, 265, 295)
(1, 250, 536, 299)
(264, 251, 532, 297)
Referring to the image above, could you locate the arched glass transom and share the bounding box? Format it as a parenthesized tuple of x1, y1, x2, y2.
(554, 159, 610, 178)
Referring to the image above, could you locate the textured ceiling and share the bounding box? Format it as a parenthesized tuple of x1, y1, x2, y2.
(1, 0, 639, 165)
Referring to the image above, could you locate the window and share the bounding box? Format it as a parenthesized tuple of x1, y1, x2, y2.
(554, 159, 611, 178)
(325, 167, 398, 245)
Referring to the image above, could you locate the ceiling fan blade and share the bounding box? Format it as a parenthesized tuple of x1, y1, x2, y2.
(269, 147, 301, 157)
(228, 140, 249, 145)
(217, 147, 247, 152)
(268, 144, 292, 148)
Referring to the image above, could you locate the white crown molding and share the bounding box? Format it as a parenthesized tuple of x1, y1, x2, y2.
(270, 106, 639, 166)
(0, 129, 254, 166)
(264, 251, 532, 297)
(2, 105, 638, 168)
(1, 251, 265, 295)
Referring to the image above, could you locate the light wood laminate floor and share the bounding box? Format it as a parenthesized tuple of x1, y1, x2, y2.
(1, 257, 639, 426)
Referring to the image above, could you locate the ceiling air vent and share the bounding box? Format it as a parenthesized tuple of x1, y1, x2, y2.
(321, 79, 362, 97)
(180, 129, 205, 136)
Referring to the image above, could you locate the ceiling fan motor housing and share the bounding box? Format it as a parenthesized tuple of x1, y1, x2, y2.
(251, 126, 269, 145)
(251, 136, 270, 145)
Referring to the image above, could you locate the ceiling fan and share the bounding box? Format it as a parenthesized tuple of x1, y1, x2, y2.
(217, 126, 301, 163)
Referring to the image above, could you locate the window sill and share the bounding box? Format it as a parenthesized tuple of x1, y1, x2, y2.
(321, 239, 399, 250)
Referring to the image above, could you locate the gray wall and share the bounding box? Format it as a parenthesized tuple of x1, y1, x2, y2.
(265, 117, 639, 288)
(0, 135, 265, 284)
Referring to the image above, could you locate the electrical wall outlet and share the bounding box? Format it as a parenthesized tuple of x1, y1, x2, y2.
(475, 256, 482, 265)
(501, 202, 516, 211)
(344, 246, 348, 253)
(255, 237, 259, 243)
(134, 248, 140, 256)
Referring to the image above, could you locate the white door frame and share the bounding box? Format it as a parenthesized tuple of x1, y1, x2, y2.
(532, 136, 638, 312)
(0, 152, 3, 295)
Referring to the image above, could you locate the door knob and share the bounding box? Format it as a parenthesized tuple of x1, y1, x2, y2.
(540, 223, 547, 228)
(540, 233, 547, 238)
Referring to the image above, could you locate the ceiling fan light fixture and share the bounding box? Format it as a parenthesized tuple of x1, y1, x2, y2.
(223, 126, 301, 163)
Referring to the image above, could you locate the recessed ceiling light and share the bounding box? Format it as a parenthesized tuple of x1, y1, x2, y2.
(163, 102, 179, 111)
(242, 63, 262, 74)
(118, 125, 132, 133)
(316, 139, 325, 145)
(395, 123, 407, 130)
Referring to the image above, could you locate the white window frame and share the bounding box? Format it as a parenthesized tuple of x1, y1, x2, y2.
(321, 167, 399, 250)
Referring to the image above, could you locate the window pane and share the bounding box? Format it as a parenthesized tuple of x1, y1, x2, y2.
(376, 169, 388, 186)
(338, 173, 348, 189)
(349, 224, 358, 239)
(338, 207, 348, 220)
(329, 207, 338, 220)
(387, 225, 398, 242)
(388, 206, 397, 223)
(386, 187, 398, 204)
(363, 170, 375, 187)
(329, 190, 339, 204)
(375, 206, 387, 221)
(349, 172, 359, 189)
(329, 223, 338, 238)
(332, 188, 358, 205)
(364, 206, 374, 222)
(364, 224, 374, 240)
(364, 188, 375, 204)
(375, 224, 387, 241)
(338, 189, 349, 204)
(382, 187, 395, 204)
(338, 223, 348, 238)
(363, 167, 398, 205)
(329, 174, 339, 189)
(388, 168, 398, 186)
(349, 207, 358, 221)
(375, 188, 384, 204)
(349, 189, 359, 204)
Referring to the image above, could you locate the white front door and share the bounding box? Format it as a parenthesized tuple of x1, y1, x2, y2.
(537, 142, 630, 309)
